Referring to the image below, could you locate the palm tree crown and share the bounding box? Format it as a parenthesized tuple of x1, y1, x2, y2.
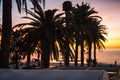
(14, 0, 65, 68)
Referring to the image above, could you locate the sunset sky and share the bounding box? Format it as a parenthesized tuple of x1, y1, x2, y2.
(0, 0, 120, 49)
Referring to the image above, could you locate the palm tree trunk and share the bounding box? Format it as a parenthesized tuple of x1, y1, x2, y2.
(63, 1, 72, 66)
(41, 52, 50, 68)
(26, 53, 31, 67)
(41, 40, 50, 69)
(93, 42, 97, 66)
(88, 42, 92, 67)
(64, 41, 69, 66)
(75, 40, 78, 66)
(64, 11, 70, 66)
(15, 51, 19, 69)
(0, 0, 12, 68)
(81, 39, 84, 66)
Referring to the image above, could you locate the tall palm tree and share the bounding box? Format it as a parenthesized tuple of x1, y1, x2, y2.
(62, 1, 72, 66)
(85, 17, 107, 66)
(14, 0, 64, 68)
(71, 2, 98, 66)
(85, 19, 94, 66)
(0, 0, 12, 68)
(92, 19, 107, 66)
(0, 0, 45, 68)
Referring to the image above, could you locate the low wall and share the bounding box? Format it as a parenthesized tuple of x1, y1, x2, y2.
(0, 70, 109, 80)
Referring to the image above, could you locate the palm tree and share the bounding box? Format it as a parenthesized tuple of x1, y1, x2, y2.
(85, 19, 93, 66)
(84, 17, 107, 66)
(0, 0, 12, 68)
(14, 0, 64, 68)
(92, 19, 107, 66)
(0, 0, 45, 68)
(71, 2, 98, 66)
(62, 1, 72, 66)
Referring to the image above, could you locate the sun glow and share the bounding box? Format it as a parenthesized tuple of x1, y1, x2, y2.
(105, 37, 120, 49)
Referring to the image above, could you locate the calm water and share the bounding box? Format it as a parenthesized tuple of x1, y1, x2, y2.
(23, 48, 120, 66)
(54, 48, 120, 66)
(95, 48, 120, 65)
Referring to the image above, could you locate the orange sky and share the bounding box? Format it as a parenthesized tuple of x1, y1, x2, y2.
(0, 0, 120, 49)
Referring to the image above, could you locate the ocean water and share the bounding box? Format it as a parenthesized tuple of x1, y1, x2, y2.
(95, 48, 120, 65)
(21, 48, 120, 66)
(54, 48, 120, 66)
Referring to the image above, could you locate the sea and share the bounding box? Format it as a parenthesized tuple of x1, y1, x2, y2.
(94, 48, 120, 65)
(21, 48, 120, 66)
(50, 48, 120, 66)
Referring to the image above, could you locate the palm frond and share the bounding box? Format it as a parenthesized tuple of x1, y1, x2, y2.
(16, 0, 21, 13)
(16, 0, 45, 13)
(31, 0, 45, 18)
(45, 9, 58, 21)
(22, 16, 41, 24)
(24, 9, 42, 21)
(53, 13, 64, 21)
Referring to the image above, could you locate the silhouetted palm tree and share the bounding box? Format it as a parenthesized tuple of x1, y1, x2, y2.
(72, 2, 98, 66)
(85, 17, 107, 66)
(85, 18, 94, 66)
(14, 0, 64, 68)
(92, 19, 107, 66)
(0, 0, 45, 68)
(63, 1, 72, 66)
(0, 0, 12, 68)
